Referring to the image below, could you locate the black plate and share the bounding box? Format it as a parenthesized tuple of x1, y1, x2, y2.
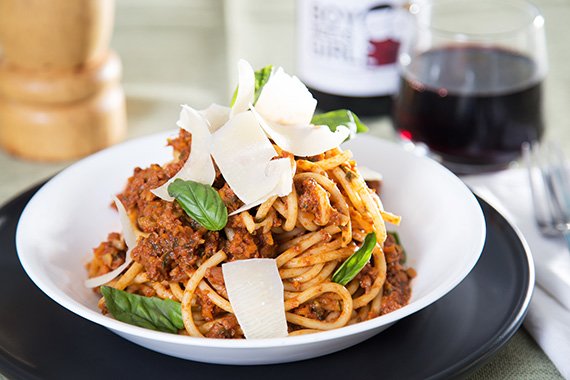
(0, 184, 533, 380)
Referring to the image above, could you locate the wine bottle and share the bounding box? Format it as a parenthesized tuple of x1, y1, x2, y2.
(296, 0, 405, 116)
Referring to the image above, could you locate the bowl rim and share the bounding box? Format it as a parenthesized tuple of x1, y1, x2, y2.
(15, 132, 486, 349)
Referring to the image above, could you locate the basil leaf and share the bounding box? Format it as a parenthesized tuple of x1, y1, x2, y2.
(230, 65, 274, 107)
(101, 286, 183, 334)
(168, 179, 228, 231)
(254, 65, 273, 103)
(332, 232, 377, 286)
(230, 87, 238, 108)
(311, 109, 369, 139)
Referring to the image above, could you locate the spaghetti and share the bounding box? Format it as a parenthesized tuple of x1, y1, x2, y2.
(87, 128, 415, 338)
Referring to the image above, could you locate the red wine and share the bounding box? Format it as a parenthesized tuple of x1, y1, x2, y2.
(393, 46, 544, 170)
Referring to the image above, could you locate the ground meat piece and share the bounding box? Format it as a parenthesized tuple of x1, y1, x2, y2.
(218, 183, 243, 214)
(203, 231, 221, 257)
(380, 234, 414, 315)
(120, 129, 191, 213)
(225, 228, 259, 260)
(293, 294, 342, 321)
(296, 177, 334, 225)
(205, 267, 225, 286)
(381, 278, 412, 315)
(226, 214, 245, 229)
(204, 315, 242, 339)
(255, 230, 277, 258)
(131, 226, 206, 282)
(119, 164, 171, 210)
(355, 263, 377, 294)
(136, 199, 186, 233)
(205, 267, 228, 298)
(166, 128, 192, 164)
(293, 302, 325, 321)
(224, 226, 277, 260)
(125, 284, 156, 298)
(195, 288, 218, 321)
(86, 232, 126, 278)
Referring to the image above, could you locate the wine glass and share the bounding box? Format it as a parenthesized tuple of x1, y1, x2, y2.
(392, 0, 548, 174)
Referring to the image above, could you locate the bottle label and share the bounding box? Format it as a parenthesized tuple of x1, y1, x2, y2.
(297, 0, 404, 97)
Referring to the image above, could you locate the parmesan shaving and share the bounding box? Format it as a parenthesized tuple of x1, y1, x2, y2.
(251, 105, 350, 157)
(222, 259, 288, 339)
(211, 111, 292, 205)
(248, 65, 349, 156)
(228, 157, 293, 215)
(85, 197, 138, 288)
(199, 103, 230, 133)
(255, 67, 316, 126)
(151, 105, 216, 201)
(230, 59, 255, 117)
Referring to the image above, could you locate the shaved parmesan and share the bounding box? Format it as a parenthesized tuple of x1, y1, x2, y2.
(211, 111, 292, 205)
(151, 105, 215, 201)
(255, 67, 317, 126)
(85, 197, 138, 288)
(229, 157, 293, 215)
(230, 59, 255, 117)
(251, 106, 350, 157)
(222, 259, 288, 339)
(113, 196, 138, 248)
(200, 103, 230, 133)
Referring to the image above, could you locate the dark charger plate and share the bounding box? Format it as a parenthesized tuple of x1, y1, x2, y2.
(0, 184, 533, 380)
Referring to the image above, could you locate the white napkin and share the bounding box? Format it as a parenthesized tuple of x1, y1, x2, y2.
(464, 169, 570, 379)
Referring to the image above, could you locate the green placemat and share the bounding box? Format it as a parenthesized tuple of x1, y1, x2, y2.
(469, 329, 562, 379)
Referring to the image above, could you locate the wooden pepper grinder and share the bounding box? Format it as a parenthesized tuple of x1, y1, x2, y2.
(0, 0, 126, 161)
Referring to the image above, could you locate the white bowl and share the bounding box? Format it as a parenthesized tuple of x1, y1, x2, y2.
(16, 132, 486, 365)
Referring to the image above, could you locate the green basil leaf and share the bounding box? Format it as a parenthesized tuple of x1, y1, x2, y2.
(101, 286, 183, 334)
(230, 87, 238, 108)
(230, 65, 274, 107)
(332, 232, 377, 286)
(311, 109, 369, 139)
(254, 65, 273, 103)
(168, 179, 228, 231)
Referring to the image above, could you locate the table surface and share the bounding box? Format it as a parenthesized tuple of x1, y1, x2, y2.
(0, 0, 566, 378)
